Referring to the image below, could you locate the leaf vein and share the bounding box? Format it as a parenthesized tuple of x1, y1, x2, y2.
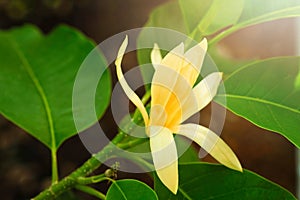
(7, 37, 56, 150)
(218, 94, 300, 115)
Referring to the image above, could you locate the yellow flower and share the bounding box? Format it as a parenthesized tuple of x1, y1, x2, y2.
(115, 36, 242, 194)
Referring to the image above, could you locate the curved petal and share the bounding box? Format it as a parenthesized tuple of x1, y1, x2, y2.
(180, 72, 223, 123)
(176, 123, 242, 172)
(193, 72, 222, 110)
(184, 38, 207, 74)
(151, 43, 162, 69)
(149, 126, 178, 194)
(178, 38, 208, 86)
(115, 36, 149, 125)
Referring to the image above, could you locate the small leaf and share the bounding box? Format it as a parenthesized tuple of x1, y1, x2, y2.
(155, 163, 296, 199)
(215, 57, 300, 148)
(0, 25, 111, 149)
(106, 179, 158, 200)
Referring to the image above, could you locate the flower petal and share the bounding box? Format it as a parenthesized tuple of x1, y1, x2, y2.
(176, 123, 242, 172)
(180, 72, 223, 123)
(160, 42, 185, 74)
(175, 38, 208, 87)
(115, 36, 149, 125)
(149, 126, 178, 194)
(150, 65, 193, 129)
(151, 43, 162, 69)
(184, 38, 207, 74)
(193, 72, 222, 110)
(159, 39, 207, 87)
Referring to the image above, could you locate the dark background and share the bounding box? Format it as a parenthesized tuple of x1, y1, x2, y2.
(0, 0, 297, 199)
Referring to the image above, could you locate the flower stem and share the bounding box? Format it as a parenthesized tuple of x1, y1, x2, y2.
(117, 137, 147, 149)
(141, 90, 151, 104)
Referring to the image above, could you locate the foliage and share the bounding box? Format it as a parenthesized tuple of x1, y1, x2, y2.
(0, 0, 299, 199)
(155, 163, 296, 200)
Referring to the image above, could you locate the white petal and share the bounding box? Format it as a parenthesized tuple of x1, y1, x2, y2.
(162, 42, 203, 87)
(115, 36, 149, 125)
(180, 72, 223, 123)
(149, 126, 178, 194)
(160, 42, 184, 72)
(150, 65, 193, 129)
(184, 38, 207, 74)
(169, 42, 184, 57)
(176, 123, 242, 172)
(193, 72, 222, 110)
(151, 43, 162, 69)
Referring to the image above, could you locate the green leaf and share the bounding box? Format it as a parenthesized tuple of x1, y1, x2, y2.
(295, 71, 300, 90)
(208, 45, 255, 76)
(179, 0, 244, 35)
(176, 136, 199, 163)
(137, 1, 186, 71)
(138, 0, 300, 83)
(106, 179, 158, 200)
(237, 0, 300, 28)
(215, 57, 300, 148)
(0, 25, 111, 149)
(140, 0, 243, 39)
(146, 1, 187, 33)
(141, 0, 300, 43)
(138, 1, 300, 148)
(210, 0, 300, 44)
(155, 163, 296, 199)
(138, 0, 300, 68)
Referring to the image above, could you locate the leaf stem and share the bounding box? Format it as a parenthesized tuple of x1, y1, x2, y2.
(208, 25, 242, 46)
(32, 92, 150, 199)
(51, 149, 58, 183)
(77, 175, 115, 185)
(32, 136, 148, 199)
(10, 37, 59, 184)
(75, 185, 106, 200)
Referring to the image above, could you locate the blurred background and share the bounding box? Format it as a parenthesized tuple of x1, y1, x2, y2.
(0, 0, 297, 199)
